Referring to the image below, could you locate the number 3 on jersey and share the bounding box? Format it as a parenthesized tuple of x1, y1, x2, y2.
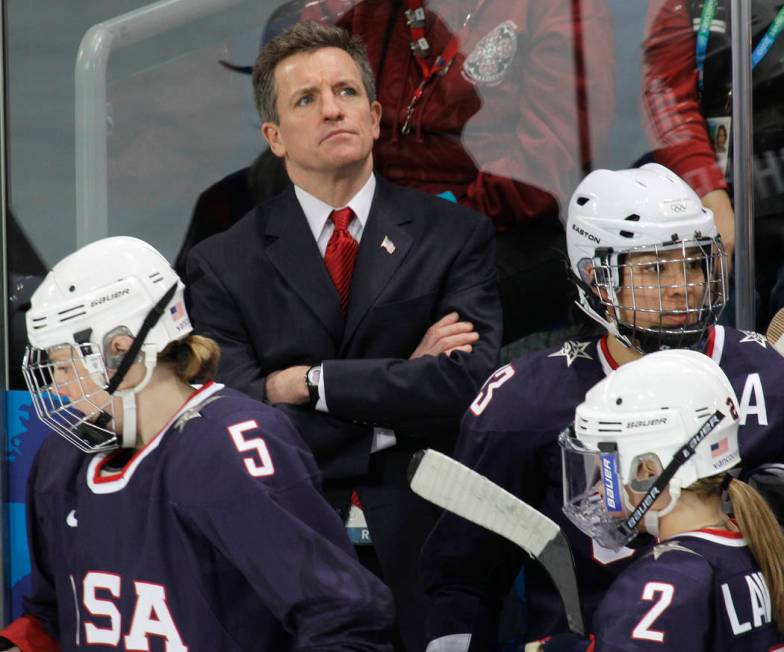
(227, 420, 275, 477)
(470, 364, 515, 416)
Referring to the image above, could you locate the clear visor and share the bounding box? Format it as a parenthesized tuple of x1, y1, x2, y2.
(559, 428, 639, 550)
(22, 343, 118, 453)
(592, 239, 727, 351)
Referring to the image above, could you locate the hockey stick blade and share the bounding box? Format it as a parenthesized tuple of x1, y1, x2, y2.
(409, 449, 585, 636)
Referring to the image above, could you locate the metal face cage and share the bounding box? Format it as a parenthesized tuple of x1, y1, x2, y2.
(22, 344, 117, 453)
(591, 239, 727, 352)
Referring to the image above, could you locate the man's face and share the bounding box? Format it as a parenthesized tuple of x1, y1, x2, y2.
(611, 246, 708, 331)
(261, 47, 381, 183)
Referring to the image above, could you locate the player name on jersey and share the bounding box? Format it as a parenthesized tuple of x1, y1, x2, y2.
(721, 570, 773, 635)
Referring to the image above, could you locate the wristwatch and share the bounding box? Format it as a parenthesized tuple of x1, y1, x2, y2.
(305, 365, 321, 407)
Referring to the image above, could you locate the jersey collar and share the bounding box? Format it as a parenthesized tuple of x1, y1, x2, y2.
(675, 527, 747, 547)
(597, 325, 722, 376)
(86, 382, 224, 495)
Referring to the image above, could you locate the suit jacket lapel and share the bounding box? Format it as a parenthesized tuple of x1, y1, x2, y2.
(262, 188, 344, 345)
(343, 181, 413, 347)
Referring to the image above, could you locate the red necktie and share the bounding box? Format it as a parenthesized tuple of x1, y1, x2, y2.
(324, 207, 358, 313)
(324, 208, 366, 524)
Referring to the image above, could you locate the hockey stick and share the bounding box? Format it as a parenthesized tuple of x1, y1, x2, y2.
(767, 307, 784, 357)
(409, 448, 585, 636)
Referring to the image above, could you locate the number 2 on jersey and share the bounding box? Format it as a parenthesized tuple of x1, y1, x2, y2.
(632, 582, 674, 643)
(227, 420, 275, 477)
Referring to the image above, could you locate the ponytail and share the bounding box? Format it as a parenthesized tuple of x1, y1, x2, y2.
(728, 477, 784, 635)
(158, 335, 220, 383)
(690, 475, 784, 634)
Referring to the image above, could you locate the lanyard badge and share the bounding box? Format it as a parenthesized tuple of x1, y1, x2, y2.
(696, 0, 784, 95)
(400, 0, 484, 135)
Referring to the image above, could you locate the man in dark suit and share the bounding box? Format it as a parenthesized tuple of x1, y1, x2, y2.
(186, 21, 501, 652)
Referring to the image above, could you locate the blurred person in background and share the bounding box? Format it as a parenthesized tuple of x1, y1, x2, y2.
(643, 0, 784, 327)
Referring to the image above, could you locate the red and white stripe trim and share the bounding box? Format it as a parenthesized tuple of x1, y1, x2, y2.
(676, 527, 747, 547)
(86, 382, 224, 495)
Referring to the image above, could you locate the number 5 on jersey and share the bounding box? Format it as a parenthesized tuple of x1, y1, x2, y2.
(227, 420, 275, 477)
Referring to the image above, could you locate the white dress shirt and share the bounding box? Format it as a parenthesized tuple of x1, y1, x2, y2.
(294, 174, 396, 453)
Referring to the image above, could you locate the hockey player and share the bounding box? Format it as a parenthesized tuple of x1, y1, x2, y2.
(529, 350, 784, 650)
(421, 163, 784, 651)
(0, 236, 394, 651)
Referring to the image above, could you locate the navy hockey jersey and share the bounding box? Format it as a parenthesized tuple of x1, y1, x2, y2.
(421, 326, 784, 646)
(3, 383, 394, 651)
(591, 529, 783, 650)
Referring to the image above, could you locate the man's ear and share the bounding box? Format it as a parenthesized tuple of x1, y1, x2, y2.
(370, 99, 382, 140)
(261, 122, 286, 158)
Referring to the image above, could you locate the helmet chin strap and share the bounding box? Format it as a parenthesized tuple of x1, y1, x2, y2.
(639, 482, 682, 538)
(104, 282, 177, 449)
(575, 283, 632, 346)
(116, 344, 159, 449)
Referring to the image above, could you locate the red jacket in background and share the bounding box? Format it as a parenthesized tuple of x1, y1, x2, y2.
(340, 0, 615, 228)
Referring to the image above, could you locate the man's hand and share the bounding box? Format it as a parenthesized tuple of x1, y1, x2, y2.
(410, 312, 479, 359)
(265, 365, 310, 405)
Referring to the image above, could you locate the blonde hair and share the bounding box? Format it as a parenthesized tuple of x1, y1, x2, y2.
(689, 475, 784, 634)
(158, 335, 220, 383)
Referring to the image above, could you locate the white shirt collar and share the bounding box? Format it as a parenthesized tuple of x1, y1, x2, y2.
(295, 173, 376, 244)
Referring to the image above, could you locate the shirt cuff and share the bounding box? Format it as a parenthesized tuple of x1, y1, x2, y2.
(315, 363, 328, 412)
(426, 634, 472, 652)
(371, 427, 397, 453)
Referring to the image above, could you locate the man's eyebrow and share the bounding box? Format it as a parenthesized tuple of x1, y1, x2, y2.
(289, 84, 319, 98)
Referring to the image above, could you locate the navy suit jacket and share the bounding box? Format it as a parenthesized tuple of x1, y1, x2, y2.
(186, 177, 501, 504)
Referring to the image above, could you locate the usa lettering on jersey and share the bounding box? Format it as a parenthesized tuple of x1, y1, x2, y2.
(82, 571, 188, 650)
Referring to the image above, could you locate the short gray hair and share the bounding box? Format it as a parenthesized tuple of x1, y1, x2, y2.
(252, 21, 377, 124)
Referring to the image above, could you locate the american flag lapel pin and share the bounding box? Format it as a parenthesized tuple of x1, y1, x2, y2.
(380, 235, 396, 255)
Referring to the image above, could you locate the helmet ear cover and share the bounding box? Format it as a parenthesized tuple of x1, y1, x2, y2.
(105, 282, 177, 395)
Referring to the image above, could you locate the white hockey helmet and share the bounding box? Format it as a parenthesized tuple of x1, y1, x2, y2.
(566, 163, 727, 353)
(23, 236, 192, 452)
(559, 349, 740, 549)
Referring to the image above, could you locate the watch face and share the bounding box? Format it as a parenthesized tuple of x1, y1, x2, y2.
(308, 366, 321, 386)
(306, 366, 320, 406)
